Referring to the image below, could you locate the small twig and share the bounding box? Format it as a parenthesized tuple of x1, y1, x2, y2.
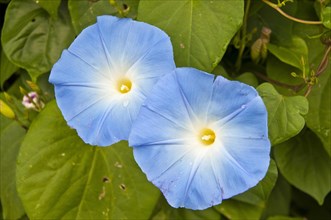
(253, 71, 306, 92)
(235, 0, 251, 71)
(304, 45, 331, 97)
(304, 85, 313, 97)
(262, 0, 322, 25)
(316, 45, 331, 77)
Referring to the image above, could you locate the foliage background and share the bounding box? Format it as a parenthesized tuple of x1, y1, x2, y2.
(0, 0, 330, 219)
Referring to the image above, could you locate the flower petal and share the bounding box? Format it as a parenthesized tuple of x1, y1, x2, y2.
(130, 68, 270, 209)
(96, 16, 172, 75)
(68, 23, 115, 80)
(212, 137, 270, 199)
(133, 144, 192, 182)
(207, 76, 258, 125)
(50, 51, 113, 121)
(179, 153, 224, 209)
(128, 38, 175, 96)
(133, 143, 224, 209)
(129, 73, 194, 145)
(54, 84, 114, 145)
(175, 68, 214, 124)
(50, 15, 175, 146)
(49, 50, 110, 85)
(56, 86, 144, 146)
(134, 145, 222, 209)
(215, 96, 268, 139)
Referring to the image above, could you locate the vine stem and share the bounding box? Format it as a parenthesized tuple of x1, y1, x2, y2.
(253, 45, 330, 96)
(304, 45, 331, 97)
(253, 71, 305, 92)
(261, 0, 322, 25)
(316, 45, 331, 77)
(235, 0, 251, 71)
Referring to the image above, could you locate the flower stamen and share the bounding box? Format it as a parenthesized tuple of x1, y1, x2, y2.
(198, 128, 216, 146)
(117, 78, 132, 94)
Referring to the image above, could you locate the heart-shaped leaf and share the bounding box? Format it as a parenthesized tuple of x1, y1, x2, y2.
(0, 47, 19, 88)
(0, 116, 25, 220)
(138, 0, 244, 72)
(36, 0, 61, 18)
(274, 129, 331, 205)
(68, 0, 139, 34)
(304, 57, 331, 157)
(268, 36, 308, 70)
(16, 101, 159, 219)
(1, 0, 75, 80)
(257, 83, 308, 145)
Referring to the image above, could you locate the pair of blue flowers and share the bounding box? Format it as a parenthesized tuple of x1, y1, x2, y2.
(49, 16, 270, 210)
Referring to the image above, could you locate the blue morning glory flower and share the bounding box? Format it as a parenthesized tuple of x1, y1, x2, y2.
(49, 16, 175, 146)
(129, 68, 270, 210)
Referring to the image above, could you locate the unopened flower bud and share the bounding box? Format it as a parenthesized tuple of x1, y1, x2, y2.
(26, 80, 41, 93)
(251, 27, 272, 64)
(0, 99, 16, 119)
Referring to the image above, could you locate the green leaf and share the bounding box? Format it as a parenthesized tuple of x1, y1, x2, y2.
(233, 160, 278, 206)
(1, 0, 75, 81)
(36, 0, 61, 18)
(293, 7, 327, 64)
(274, 129, 331, 205)
(216, 200, 264, 220)
(267, 216, 305, 220)
(321, 6, 331, 29)
(213, 66, 259, 88)
(178, 208, 221, 220)
(305, 65, 331, 156)
(151, 207, 181, 220)
(266, 55, 304, 96)
(257, 83, 308, 145)
(265, 10, 329, 151)
(16, 101, 159, 219)
(291, 185, 331, 220)
(268, 36, 308, 70)
(68, 0, 139, 34)
(0, 115, 25, 220)
(236, 72, 259, 88)
(291, 10, 331, 156)
(151, 198, 221, 220)
(215, 160, 277, 220)
(0, 47, 19, 88)
(261, 175, 292, 218)
(138, 0, 244, 72)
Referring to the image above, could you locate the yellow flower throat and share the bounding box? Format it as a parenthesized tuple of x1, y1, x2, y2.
(117, 78, 132, 94)
(198, 128, 216, 146)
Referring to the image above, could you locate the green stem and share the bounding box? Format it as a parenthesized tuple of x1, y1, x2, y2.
(304, 45, 331, 97)
(235, 0, 251, 72)
(253, 71, 306, 92)
(262, 0, 322, 25)
(316, 45, 331, 77)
